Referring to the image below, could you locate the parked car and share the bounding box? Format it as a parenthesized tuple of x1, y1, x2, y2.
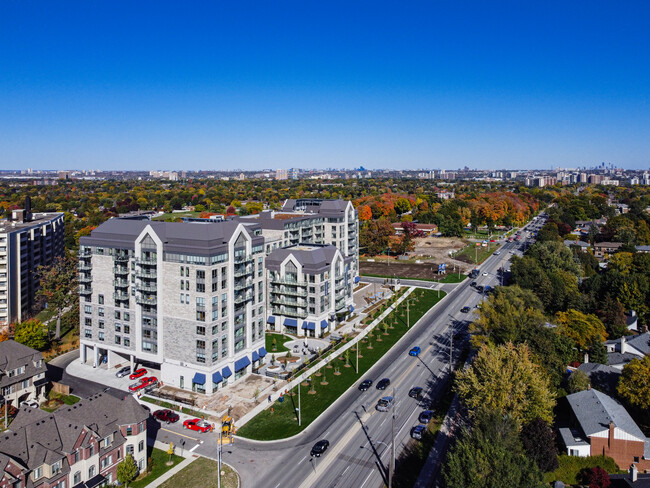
(476, 285, 484, 293)
(376, 378, 391, 390)
(358, 379, 373, 391)
(128, 381, 145, 392)
(418, 410, 434, 424)
(376, 396, 394, 412)
(460, 306, 471, 313)
(183, 418, 213, 433)
(310, 440, 330, 457)
(153, 409, 180, 424)
(411, 425, 426, 440)
(409, 346, 421, 357)
(115, 366, 131, 378)
(20, 400, 39, 409)
(141, 376, 158, 387)
(129, 368, 147, 380)
(408, 387, 423, 399)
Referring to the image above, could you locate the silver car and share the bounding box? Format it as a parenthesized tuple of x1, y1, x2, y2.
(115, 366, 131, 378)
(376, 396, 394, 412)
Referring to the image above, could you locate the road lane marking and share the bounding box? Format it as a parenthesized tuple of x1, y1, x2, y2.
(189, 444, 200, 452)
(160, 428, 198, 441)
(360, 471, 374, 488)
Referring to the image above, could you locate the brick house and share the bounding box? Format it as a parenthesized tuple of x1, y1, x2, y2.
(560, 389, 650, 471)
(0, 392, 148, 487)
(0, 339, 48, 407)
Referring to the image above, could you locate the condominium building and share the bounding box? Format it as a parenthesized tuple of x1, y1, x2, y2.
(0, 201, 65, 326)
(266, 244, 354, 338)
(78, 218, 266, 395)
(0, 393, 148, 488)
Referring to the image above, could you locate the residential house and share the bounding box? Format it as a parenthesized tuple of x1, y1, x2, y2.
(594, 242, 623, 261)
(564, 240, 592, 252)
(0, 392, 148, 487)
(0, 340, 47, 407)
(605, 333, 650, 370)
(560, 389, 650, 470)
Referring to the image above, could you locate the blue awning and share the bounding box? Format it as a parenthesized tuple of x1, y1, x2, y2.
(222, 366, 232, 378)
(302, 321, 315, 330)
(252, 351, 260, 361)
(234, 356, 251, 372)
(193, 372, 206, 385)
(258, 347, 267, 357)
(354, 276, 360, 283)
(284, 318, 298, 327)
(212, 371, 223, 384)
(349, 305, 355, 312)
(267, 315, 275, 324)
(321, 319, 328, 329)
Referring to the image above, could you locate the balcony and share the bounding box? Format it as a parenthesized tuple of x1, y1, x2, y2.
(78, 249, 92, 257)
(135, 282, 157, 292)
(79, 286, 92, 296)
(114, 291, 129, 301)
(272, 306, 307, 319)
(270, 295, 307, 307)
(234, 278, 253, 292)
(79, 274, 92, 283)
(234, 253, 253, 264)
(78, 263, 92, 271)
(114, 266, 129, 276)
(270, 277, 307, 287)
(135, 269, 157, 279)
(234, 265, 253, 278)
(136, 294, 157, 306)
(270, 286, 306, 297)
(113, 254, 130, 263)
(113, 279, 129, 287)
(136, 256, 157, 265)
(234, 292, 253, 305)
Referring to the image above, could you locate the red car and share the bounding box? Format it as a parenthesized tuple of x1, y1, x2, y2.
(129, 368, 147, 380)
(128, 381, 145, 392)
(153, 409, 180, 423)
(141, 376, 158, 387)
(183, 418, 212, 433)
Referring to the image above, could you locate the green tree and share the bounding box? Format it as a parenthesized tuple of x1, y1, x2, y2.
(555, 310, 607, 351)
(618, 356, 650, 410)
(116, 453, 138, 487)
(455, 343, 555, 424)
(442, 412, 545, 488)
(567, 370, 590, 393)
(520, 418, 559, 472)
(527, 241, 581, 277)
(36, 255, 79, 339)
(394, 197, 412, 216)
(14, 319, 49, 350)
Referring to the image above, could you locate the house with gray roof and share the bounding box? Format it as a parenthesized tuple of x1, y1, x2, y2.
(0, 339, 47, 407)
(564, 239, 592, 252)
(605, 333, 650, 370)
(266, 244, 354, 338)
(560, 389, 650, 470)
(0, 392, 148, 488)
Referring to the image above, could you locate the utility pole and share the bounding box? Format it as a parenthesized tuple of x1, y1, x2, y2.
(298, 380, 302, 426)
(356, 341, 359, 373)
(407, 299, 410, 328)
(217, 428, 222, 488)
(449, 326, 453, 372)
(388, 387, 396, 488)
(475, 245, 478, 265)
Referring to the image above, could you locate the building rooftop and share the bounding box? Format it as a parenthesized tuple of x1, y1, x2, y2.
(0, 212, 64, 233)
(266, 244, 351, 273)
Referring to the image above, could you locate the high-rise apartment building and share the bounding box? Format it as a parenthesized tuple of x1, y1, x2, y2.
(79, 218, 266, 394)
(0, 201, 65, 326)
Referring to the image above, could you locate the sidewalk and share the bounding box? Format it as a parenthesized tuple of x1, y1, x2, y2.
(142, 440, 197, 488)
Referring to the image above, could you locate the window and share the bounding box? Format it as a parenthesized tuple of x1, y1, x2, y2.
(89, 444, 95, 456)
(196, 311, 206, 322)
(126, 444, 134, 455)
(197, 282, 205, 293)
(98, 331, 104, 341)
(124, 338, 130, 347)
(21, 379, 29, 390)
(98, 320, 104, 329)
(139, 458, 145, 471)
(139, 440, 144, 452)
(98, 294, 104, 304)
(197, 270, 205, 279)
(124, 312, 130, 321)
(196, 326, 205, 335)
(101, 456, 111, 469)
(98, 307, 104, 317)
(52, 460, 61, 475)
(115, 311, 121, 319)
(74, 450, 79, 463)
(84, 305, 92, 314)
(33, 466, 43, 479)
(212, 310, 218, 321)
(180, 293, 185, 304)
(115, 323, 121, 332)
(212, 281, 218, 292)
(85, 329, 92, 339)
(126, 426, 133, 436)
(73, 471, 81, 484)
(115, 336, 121, 344)
(180, 266, 184, 276)
(85, 317, 92, 327)
(89, 465, 96, 478)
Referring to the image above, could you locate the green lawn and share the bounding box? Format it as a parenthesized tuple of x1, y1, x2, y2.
(361, 273, 467, 284)
(454, 242, 500, 265)
(237, 289, 446, 440)
(439, 273, 468, 283)
(129, 447, 184, 488)
(158, 457, 238, 488)
(153, 211, 201, 221)
(265, 333, 293, 353)
(543, 455, 624, 485)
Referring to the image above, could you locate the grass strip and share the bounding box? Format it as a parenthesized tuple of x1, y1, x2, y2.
(129, 447, 184, 488)
(158, 457, 239, 488)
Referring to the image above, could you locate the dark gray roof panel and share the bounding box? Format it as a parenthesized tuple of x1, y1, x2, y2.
(266, 245, 343, 273)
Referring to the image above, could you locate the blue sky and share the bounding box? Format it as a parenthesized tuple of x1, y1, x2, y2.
(1, 1, 649, 171)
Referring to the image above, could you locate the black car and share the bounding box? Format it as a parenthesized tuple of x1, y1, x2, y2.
(476, 285, 484, 293)
(418, 410, 434, 424)
(376, 378, 391, 390)
(358, 379, 373, 391)
(460, 306, 471, 313)
(408, 386, 423, 399)
(470, 281, 477, 288)
(310, 439, 330, 457)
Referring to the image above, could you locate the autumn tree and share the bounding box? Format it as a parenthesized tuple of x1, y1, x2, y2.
(36, 255, 78, 339)
(618, 356, 650, 410)
(580, 466, 611, 488)
(455, 342, 555, 424)
(555, 310, 607, 352)
(358, 205, 372, 221)
(359, 219, 394, 256)
(567, 370, 590, 393)
(394, 198, 412, 216)
(14, 319, 49, 350)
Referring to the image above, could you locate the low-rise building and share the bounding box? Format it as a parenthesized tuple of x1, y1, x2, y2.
(0, 340, 47, 407)
(594, 242, 623, 261)
(0, 393, 148, 487)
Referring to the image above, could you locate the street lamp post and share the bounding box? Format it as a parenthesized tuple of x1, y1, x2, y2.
(388, 387, 396, 488)
(217, 428, 222, 488)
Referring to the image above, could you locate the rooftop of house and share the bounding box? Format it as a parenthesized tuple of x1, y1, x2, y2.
(0, 340, 46, 388)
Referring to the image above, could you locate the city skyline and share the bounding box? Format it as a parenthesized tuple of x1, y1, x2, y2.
(1, 1, 649, 170)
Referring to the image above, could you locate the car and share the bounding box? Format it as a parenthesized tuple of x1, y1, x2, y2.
(409, 346, 421, 357)
(482, 272, 488, 276)
(115, 366, 131, 378)
(20, 400, 39, 409)
(376, 396, 394, 412)
(470, 281, 477, 287)
(153, 409, 180, 424)
(376, 378, 391, 390)
(310, 439, 330, 457)
(128, 381, 145, 392)
(460, 306, 471, 313)
(408, 387, 423, 399)
(129, 368, 147, 380)
(411, 425, 427, 440)
(141, 376, 158, 387)
(494, 251, 500, 255)
(418, 410, 434, 424)
(476, 285, 484, 292)
(358, 379, 373, 391)
(183, 418, 213, 433)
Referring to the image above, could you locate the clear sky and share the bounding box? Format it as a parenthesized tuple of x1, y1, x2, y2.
(1, 1, 649, 171)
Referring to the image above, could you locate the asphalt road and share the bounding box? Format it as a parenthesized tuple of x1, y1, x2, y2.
(148, 237, 528, 488)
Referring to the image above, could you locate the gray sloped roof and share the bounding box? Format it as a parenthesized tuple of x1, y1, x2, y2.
(0, 340, 46, 389)
(266, 245, 347, 273)
(566, 389, 646, 442)
(608, 352, 640, 366)
(626, 332, 650, 356)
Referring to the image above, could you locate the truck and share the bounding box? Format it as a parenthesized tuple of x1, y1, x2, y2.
(469, 269, 480, 279)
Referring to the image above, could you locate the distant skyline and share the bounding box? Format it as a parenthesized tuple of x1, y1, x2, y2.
(1, 1, 649, 171)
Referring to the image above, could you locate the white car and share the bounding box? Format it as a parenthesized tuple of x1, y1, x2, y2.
(20, 400, 39, 409)
(482, 272, 488, 276)
(494, 251, 500, 255)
